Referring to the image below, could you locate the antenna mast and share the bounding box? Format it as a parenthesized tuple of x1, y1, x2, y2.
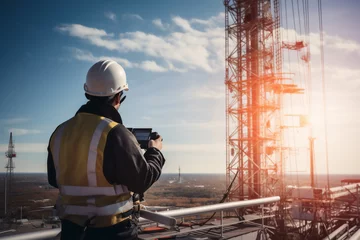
(5, 132, 16, 215)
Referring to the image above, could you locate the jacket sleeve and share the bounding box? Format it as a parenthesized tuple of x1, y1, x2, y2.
(47, 142, 58, 188)
(103, 124, 166, 193)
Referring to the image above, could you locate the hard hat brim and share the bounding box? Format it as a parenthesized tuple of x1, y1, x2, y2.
(84, 84, 129, 97)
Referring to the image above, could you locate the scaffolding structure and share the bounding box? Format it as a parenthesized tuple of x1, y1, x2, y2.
(224, 0, 305, 201)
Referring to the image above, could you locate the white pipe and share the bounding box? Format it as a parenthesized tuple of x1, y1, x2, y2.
(0, 229, 60, 240)
(330, 184, 359, 199)
(349, 228, 360, 240)
(349, 225, 357, 233)
(140, 210, 177, 227)
(0, 230, 16, 235)
(339, 226, 360, 240)
(139, 196, 280, 222)
(330, 184, 359, 193)
(338, 227, 352, 240)
(322, 224, 348, 240)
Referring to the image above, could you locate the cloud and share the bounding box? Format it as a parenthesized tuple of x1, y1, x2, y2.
(8, 128, 41, 136)
(190, 12, 224, 27)
(0, 143, 47, 153)
(71, 48, 97, 62)
(0, 118, 29, 125)
(56, 24, 111, 38)
(56, 13, 225, 73)
(140, 61, 167, 72)
(105, 12, 116, 22)
(154, 119, 225, 130)
(172, 16, 197, 33)
(57, 12, 360, 74)
(123, 14, 143, 21)
(115, 24, 224, 72)
(56, 24, 118, 50)
(183, 85, 225, 100)
(281, 28, 360, 56)
(70, 48, 170, 72)
(152, 19, 168, 30)
(166, 62, 187, 73)
(326, 66, 360, 83)
(325, 35, 360, 54)
(71, 48, 133, 68)
(164, 142, 224, 153)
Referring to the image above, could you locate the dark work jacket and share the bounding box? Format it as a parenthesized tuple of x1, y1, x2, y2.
(47, 100, 165, 194)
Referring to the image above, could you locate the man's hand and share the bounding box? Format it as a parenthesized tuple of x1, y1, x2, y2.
(148, 134, 163, 150)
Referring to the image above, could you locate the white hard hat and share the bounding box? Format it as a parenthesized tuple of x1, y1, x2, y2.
(84, 59, 129, 97)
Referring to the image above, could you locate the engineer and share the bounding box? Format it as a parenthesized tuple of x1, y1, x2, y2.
(47, 59, 166, 240)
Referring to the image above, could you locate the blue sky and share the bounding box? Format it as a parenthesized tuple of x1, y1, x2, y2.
(0, 0, 359, 175)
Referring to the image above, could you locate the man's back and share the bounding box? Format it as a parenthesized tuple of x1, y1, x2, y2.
(47, 60, 166, 240)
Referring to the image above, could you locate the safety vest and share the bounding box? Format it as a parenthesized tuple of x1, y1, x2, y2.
(50, 113, 133, 227)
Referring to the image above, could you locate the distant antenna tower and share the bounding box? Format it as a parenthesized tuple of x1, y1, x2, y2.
(4, 132, 16, 215)
(178, 166, 182, 184)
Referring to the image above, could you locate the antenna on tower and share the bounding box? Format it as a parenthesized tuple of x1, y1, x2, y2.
(4, 132, 16, 216)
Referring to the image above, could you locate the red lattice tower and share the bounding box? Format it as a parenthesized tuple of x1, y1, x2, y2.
(224, 0, 284, 200)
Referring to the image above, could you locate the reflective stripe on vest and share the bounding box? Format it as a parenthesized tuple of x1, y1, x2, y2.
(63, 196, 133, 216)
(60, 185, 129, 196)
(87, 118, 110, 187)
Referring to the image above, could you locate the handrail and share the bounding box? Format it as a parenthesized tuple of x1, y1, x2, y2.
(0, 196, 280, 240)
(0, 229, 60, 240)
(139, 196, 280, 222)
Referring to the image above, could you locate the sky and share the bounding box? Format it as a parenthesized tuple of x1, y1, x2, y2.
(0, 0, 359, 176)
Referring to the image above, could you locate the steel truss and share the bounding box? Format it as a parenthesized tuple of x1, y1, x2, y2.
(225, 0, 284, 200)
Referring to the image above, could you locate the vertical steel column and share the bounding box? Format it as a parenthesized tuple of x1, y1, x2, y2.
(357, 184, 360, 225)
(309, 137, 315, 188)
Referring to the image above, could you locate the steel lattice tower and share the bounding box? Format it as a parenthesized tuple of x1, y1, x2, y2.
(224, 0, 284, 200)
(4, 132, 16, 215)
